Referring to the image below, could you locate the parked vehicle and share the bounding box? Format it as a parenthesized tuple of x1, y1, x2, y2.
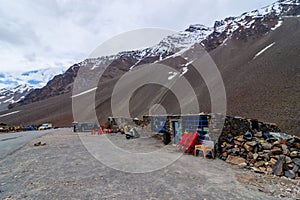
(125, 127, 140, 139)
(24, 125, 36, 131)
(0, 123, 9, 132)
(38, 123, 53, 130)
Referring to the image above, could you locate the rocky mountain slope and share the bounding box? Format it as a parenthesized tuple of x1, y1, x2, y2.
(1, 0, 299, 135)
(0, 84, 34, 111)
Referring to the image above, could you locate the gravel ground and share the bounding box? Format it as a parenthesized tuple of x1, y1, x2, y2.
(0, 129, 299, 200)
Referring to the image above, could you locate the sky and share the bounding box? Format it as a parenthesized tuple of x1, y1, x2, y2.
(0, 0, 276, 73)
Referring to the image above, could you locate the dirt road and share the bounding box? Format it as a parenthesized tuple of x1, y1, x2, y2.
(0, 129, 299, 199)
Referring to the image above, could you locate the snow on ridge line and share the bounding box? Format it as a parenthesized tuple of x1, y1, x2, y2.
(271, 20, 283, 31)
(0, 110, 20, 118)
(71, 87, 98, 98)
(253, 42, 275, 59)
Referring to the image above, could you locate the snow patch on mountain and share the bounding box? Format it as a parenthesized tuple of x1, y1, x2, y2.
(271, 20, 283, 30)
(253, 42, 276, 59)
(0, 67, 67, 89)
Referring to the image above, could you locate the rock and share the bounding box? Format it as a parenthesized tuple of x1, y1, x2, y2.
(271, 147, 282, 154)
(249, 159, 256, 165)
(295, 143, 300, 149)
(33, 141, 46, 146)
(285, 156, 292, 164)
(272, 141, 280, 147)
(262, 132, 271, 139)
(236, 136, 244, 142)
(271, 155, 280, 160)
(251, 167, 264, 173)
(285, 188, 292, 192)
(247, 152, 254, 159)
(34, 141, 41, 146)
(290, 151, 298, 158)
(287, 163, 294, 169)
(246, 141, 258, 147)
(225, 137, 234, 143)
(253, 153, 258, 160)
(238, 162, 247, 168)
(293, 158, 300, 166)
(234, 140, 242, 146)
(284, 170, 295, 179)
(266, 167, 273, 174)
(243, 143, 253, 152)
(270, 158, 277, 167)
(261, 153, 270, 161)
(254, 161, 265, 168)
(254, 132, 262, 138)
(281, 144, 289, 155)
(222, 152, 228, 158)
(263, 150, 271, 153)
(262, 143, 272, 150)
(259, 167, 266, 173)
(226, 155, 246, 165)
(293, 164, 299, 173)
(231, 148, 240, 155)
(272, 155, 285, 176)
(244, 132, 253, 141)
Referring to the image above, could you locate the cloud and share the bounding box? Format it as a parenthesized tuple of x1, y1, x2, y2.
(0, 0, 276, 72)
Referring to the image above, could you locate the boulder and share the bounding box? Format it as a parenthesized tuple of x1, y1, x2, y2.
(271, 147, 282, 154)
(266, 167, 273, 174)
(246, 141, 258, 147)
(251, 167, 264, 174)
(281, 144, 289, 155)
(269, 158, 277, 167)
(290, 151, 298, 158)
(272, 141, 280, 147)
(231, 148, 240, 155)
(285, 156, 292, 164)
(262, 143, 272, 150)
(254, 132, 262, 138)
(272, 155, 285, 176)
(254, 161, 265, 168)
(261, 153, 270, 161)
(253, 153, 258, 160)
(292, 158, 300, 166)
(238, 162, 247, 168)
(234, 140, 242, 146)
(236, 136, 244, 142)
(226, 155, 246, 165)
(243, 143, 253, 152)
(292, 164, 299, 173)
(284, 170, 296, 179)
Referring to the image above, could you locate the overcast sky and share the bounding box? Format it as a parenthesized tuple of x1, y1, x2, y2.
(0, 0, 276, 73)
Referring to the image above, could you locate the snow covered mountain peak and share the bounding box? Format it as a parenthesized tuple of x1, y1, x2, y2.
(0, 67, 68, 90)
(0, 84, 35, 111)
(0, 67, 67, 111)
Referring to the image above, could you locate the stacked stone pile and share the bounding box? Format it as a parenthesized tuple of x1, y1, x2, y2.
(218, 116, 300, 179)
